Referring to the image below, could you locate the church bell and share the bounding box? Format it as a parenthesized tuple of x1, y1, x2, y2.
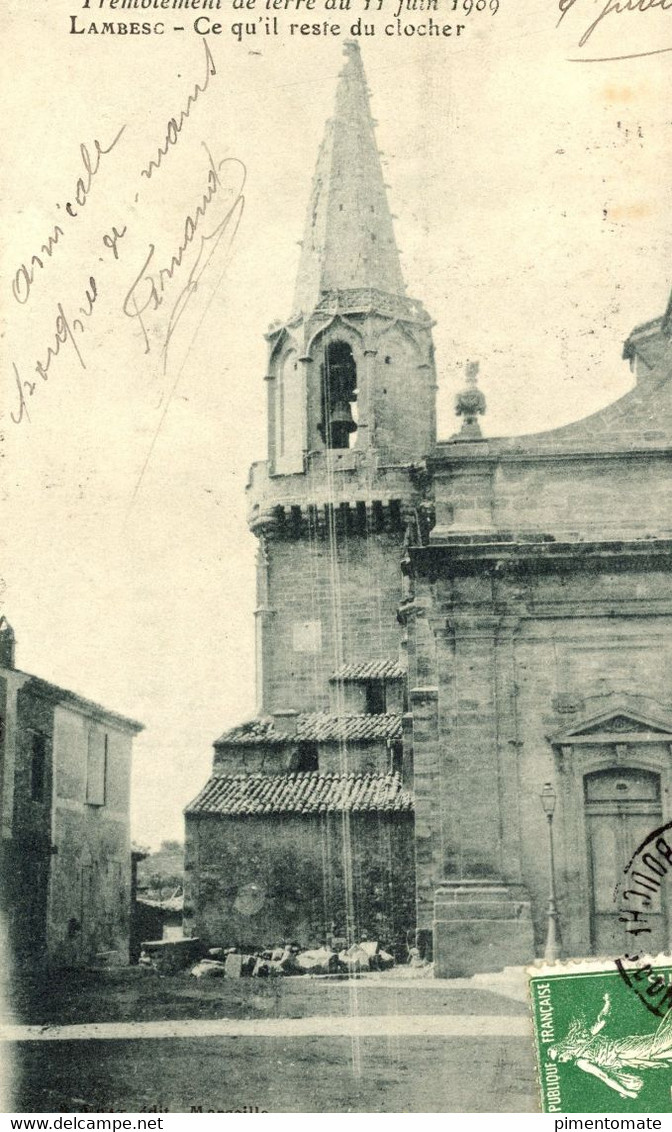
(327, 399, 357, 449)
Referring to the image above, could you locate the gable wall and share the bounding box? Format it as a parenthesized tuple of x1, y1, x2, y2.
(48, 705, 133, 967)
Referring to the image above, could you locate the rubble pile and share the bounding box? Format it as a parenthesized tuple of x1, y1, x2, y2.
(137, 931, 412, 978)
(188, 939, 396, 979)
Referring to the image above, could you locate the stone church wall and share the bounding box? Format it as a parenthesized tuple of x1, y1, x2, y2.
(409, 556, 672, 959)
(491, 455, 672, 539)
(513, 593, 672, 953)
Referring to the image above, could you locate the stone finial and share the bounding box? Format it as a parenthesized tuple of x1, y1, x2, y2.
(0, 616, 15, 669)
(455, 361, 486, 438)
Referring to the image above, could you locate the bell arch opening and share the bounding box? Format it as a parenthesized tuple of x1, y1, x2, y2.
(318, 340, 358, 450)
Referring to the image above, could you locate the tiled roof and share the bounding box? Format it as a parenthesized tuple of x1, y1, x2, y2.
(185, 772, 413, 816)
(216, 712, 403, 746)
(330, 660, 405, 681)
(298, 713, 402, 741)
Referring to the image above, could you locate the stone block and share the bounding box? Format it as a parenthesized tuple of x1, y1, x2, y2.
(225, 952, 244, 978)
(141, 937, 202, 974)
(433, 880, 534, 978)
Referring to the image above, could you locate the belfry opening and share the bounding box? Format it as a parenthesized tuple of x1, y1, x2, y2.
(319, 340, 358, 450)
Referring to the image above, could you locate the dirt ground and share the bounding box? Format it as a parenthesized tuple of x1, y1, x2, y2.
(6, 969, 538, 1113)
(6, 966, 527, 1025)
(14, 1033, 537, 1113)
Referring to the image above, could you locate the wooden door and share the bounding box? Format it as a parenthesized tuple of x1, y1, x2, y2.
(585, 768, 666, 955)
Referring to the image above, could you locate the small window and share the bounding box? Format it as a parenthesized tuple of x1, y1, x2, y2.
(390, 743, 403, 777)
(585, 768, 660, 804)
(365, 681, 386, 715)
(31, 733, 46, 803)
(292, 742, 318, 773)
(87, 731, 108, 806)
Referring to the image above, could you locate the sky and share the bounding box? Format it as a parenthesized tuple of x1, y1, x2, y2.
(2, 0, 671, 846)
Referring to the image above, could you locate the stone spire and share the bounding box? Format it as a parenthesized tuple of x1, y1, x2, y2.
(292, 41, 406, 316)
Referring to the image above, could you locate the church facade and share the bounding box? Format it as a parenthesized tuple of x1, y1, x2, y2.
(184, 42, 672, 975)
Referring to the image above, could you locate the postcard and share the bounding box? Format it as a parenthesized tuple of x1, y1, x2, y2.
(1, 0, 672, 1113)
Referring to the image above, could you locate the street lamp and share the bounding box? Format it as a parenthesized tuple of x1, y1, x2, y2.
(540, 781, 561, 961)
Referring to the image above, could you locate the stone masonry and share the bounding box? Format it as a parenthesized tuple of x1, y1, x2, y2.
(185, 42, 672, 975)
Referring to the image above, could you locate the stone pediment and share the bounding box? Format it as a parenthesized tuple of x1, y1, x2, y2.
(551, 696, 672, 746)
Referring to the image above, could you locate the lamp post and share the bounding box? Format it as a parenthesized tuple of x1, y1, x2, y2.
(540, 782, 561, 961)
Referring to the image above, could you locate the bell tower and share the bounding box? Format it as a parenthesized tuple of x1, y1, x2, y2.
(247, 41, 437, 717)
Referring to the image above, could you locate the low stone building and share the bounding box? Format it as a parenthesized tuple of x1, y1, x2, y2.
(0, 618, 143, 967)
(185, 714, 415, 954)
(185, 41, 672, 975)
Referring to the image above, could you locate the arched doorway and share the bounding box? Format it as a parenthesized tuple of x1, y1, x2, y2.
(585, 768, 664, 954)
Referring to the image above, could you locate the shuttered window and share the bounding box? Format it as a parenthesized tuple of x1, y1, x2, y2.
(86, 731, 107, 806)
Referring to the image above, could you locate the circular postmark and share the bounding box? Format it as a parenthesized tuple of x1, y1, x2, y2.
(615, 818, 672, 1017)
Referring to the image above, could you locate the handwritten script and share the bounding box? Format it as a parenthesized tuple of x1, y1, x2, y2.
(558, 0, 672, 58)
(11, 130, 126, 308)
(9, 40, 245, 426)
(123, 143, 245, 374)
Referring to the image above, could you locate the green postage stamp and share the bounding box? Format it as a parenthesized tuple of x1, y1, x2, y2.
(530, 959, 672, 1113)
(524, 955, 669, 1113)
